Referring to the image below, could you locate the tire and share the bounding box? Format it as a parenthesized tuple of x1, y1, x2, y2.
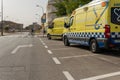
(90, 39, 99, 53)
(118, 48, 120, 52)
(64, 37, 70, 46)
(47, 34, 51, 40)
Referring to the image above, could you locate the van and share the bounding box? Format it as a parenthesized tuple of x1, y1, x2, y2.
(63, 0, 120, 52)
(47, 17, 66, 40)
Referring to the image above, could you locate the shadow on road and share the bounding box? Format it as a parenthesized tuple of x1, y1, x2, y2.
(100, 49, 120, 58)
(70, 44, 120, 58)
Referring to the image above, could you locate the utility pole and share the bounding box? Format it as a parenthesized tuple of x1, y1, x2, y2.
(36, 5, 44, 15)
(36, 5, 46, 35)
(1, 0, 3, 36)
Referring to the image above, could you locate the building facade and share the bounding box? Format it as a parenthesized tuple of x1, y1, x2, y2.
(46, 0, 57, 25)
(0, 21, 23, 32)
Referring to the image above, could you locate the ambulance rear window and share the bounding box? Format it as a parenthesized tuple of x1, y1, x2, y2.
(111, 7, 120, 25)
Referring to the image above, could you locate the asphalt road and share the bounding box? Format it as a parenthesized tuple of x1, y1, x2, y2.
(0, 32, 120, 80)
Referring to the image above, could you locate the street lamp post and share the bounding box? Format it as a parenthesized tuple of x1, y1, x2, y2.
(35, 14, 40, 22)
(36, 5, 44, 14)
(1, 0, 3, 36)
(36, 5, 46, 24)
(36, 5, 46, 36)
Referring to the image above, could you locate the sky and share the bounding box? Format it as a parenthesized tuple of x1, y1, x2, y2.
(0, 0, 48, 27)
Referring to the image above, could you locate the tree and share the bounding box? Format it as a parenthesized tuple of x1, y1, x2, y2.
(53, 0, 92, 16)
(53, 0, 66, 17)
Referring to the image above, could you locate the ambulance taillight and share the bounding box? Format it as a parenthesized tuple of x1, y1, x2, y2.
(105, 25, 110, 38)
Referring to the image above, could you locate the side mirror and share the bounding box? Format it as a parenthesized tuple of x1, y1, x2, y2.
(48, 25, 54, 29)
(64, 23, 70, 28)
(48, 22, 54, 29)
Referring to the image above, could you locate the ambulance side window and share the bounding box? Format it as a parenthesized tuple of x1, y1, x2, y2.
(52, 22, 54, 28)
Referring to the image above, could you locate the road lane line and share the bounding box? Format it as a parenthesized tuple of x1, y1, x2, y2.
(98, 57, 119, 65)
(41, 41, 44, 43)
(63, 71, 75, 80)
(11, 46, 20, 54)
(59, 54, 98, 59)
(52, 57, 61, 64)
(39, 38, 43, 42)
(11, 44, 33, 54)
(51, 48, 71, 51)
(35, 35, 37, 37)
(39, 38, 48, 49)
(39, 38, 46, 45)
(20, 44, 33, 47)
(80, 71, 120, 80)
(45, 46, 48, 48)
(48, 50, 53, 54)
(42, 43, 46, 45)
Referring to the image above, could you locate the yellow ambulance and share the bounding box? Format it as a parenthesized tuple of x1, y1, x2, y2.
(47, 17, 66, 40)
(63, 0, 120, 52)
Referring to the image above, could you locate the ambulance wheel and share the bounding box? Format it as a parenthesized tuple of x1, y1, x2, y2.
(90, 39, 99, 53)
(64, 37, 70, 46)
(47, 34, 51, 40)
(118, 49, 120, 52)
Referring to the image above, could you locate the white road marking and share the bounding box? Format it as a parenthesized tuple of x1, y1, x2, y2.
(59, 54, 98, 59)
(39, 38, 46, 45)
(11, 46, 20, 54)
(52, 57, 61, 64)
(51, 48, 71, 51)
(41, 41, 43, 43)
(39, 38, 42, 41)
(63, 71, 75, 80)
(39, 38, 48, 49)
(45, 46, 48, 48)
(39, 39, 43, 42)
(47, 50, 53, 54)
(98, 57, 119, 65)
(11, 44, 33, 54)
(80, 71, 120, 80)
(35, 35, 37, 37)
(42, 43, 46, 45)
(20, 44, 33, 47)
(99, 57, 111, 62)
(48, 44, 63, 46)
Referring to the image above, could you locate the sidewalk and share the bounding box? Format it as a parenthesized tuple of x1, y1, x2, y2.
(0, 32, 17, 36)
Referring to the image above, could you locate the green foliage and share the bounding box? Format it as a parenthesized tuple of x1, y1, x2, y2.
(53, 0, 92, 16)
(53, 0, 66, 17)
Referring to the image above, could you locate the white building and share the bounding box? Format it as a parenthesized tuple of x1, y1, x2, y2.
(46, 0, 57, 25)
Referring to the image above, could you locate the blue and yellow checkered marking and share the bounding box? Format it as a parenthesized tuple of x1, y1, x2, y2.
(111, 32, 120, 38)
(65, 32, 120, 39)
(66, 32, 105, 38)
